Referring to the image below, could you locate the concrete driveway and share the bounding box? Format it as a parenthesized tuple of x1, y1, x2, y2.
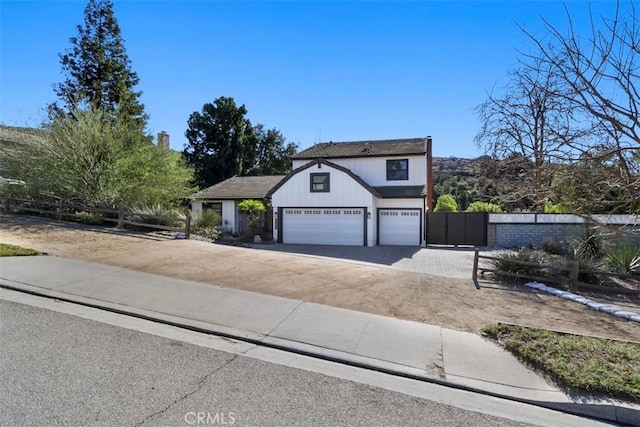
(253, 244, 484, 279)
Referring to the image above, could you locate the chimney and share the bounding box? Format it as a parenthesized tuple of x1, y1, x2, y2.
(157, 131, 170, 150)
(426, 136, 433, 211)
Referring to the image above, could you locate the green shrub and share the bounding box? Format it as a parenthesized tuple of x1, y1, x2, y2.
(0, 243, 39, 256)
(544, 203, 566, 213)
(570, 225, 605, 262)
(2, 109, 195, 209)
(193, 209, 221, 229)
(540, 239, 567, 256)
(568, 227, 607, 283)
(238, 199, 266, 239)
(191, 225, 220, 241)
(191, 210, 221, 241)
(433, 194, 458, 212)
(604, 244, 640, 274)
(465, 201, 502, 213)
(491, 249, 547, 278)
(76, 210, 103, 225)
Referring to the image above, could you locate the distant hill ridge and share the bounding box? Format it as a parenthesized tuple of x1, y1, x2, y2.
(432, 156, 477, 175)
(0, 125, 47, 145)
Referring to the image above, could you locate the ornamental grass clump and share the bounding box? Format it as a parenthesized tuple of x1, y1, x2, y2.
(604, 244, 640, 275)
(490, 249, 547, 279)
(191, 210, 221, 241)
(129, 203, 184, 227)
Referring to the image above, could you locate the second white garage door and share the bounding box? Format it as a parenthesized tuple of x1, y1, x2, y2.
(282, 208, 365, 245)
(378, 209, 422, 246)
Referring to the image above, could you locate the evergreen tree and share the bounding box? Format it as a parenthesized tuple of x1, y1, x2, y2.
(184, 97, 296, 188)
(184, 97, 254, 188)
(248, 125, 297, 176)
(52, 0, 146, 131)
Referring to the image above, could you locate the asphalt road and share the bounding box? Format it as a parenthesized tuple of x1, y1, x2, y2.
(0, 291, 605, 427)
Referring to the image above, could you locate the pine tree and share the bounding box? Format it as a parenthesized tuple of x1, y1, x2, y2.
(53, 0, 146, 130)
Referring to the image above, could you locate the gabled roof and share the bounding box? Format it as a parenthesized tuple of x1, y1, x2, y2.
(292, 138, 428, 160)
(267, 159, 382, 198)
(191, 175, 285, 200)
(373, 186, 427, 198)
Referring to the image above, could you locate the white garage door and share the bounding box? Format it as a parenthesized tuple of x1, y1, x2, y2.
(282, 208, 365, 245)
(379, 209, 421, 246)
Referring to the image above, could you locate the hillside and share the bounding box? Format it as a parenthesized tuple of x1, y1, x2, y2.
(0, 125, 47, 144)
(433, 156, 476, 175)
(432, 156, 534, 211)
(0, 125, 47, 186)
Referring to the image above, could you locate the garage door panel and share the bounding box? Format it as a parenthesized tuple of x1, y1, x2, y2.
(283, 208, 364, 246)
(379, 209, 421, 246)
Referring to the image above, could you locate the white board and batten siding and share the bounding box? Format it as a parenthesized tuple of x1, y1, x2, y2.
(271, 163, 377, 246)
(273, 165, 376, 207)
(292, 155, 427, 187)
(272, 162, 426, 246)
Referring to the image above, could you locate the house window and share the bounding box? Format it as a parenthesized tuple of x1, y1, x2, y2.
(202, 202, 223, 226)
(204, 202, 222, 213)
(387, 159, 409, 181)
(310, 173, 330, 192)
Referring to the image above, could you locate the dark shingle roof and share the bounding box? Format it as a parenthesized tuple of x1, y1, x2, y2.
(373, 186, 427, 198)
(191, 175, 285, 200)
(292, 138, 428, 160)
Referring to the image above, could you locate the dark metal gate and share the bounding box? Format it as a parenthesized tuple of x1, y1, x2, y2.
(426, 212, 488, 246)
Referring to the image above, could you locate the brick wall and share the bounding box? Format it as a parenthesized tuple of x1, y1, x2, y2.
(487, 214, 639, 248)
(493, 223, 586, 248)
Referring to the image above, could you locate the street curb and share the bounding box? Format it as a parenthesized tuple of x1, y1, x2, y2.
(1, 280, 638, 426)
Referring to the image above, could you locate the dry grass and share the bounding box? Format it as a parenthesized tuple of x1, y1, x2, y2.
(483, 323, 640, 402)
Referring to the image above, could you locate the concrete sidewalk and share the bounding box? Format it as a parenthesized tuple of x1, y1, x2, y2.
(0, 256, 638, 425)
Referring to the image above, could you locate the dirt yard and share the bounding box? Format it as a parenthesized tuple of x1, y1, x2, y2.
(1, 214, 638, 342)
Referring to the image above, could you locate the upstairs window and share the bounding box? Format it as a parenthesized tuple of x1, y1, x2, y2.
(387, 159, 409, 181)
(310, 173, 330, 192)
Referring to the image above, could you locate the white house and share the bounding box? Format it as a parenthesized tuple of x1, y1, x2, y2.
(268, 137, 434, 246)
(191, 175, 285, 234)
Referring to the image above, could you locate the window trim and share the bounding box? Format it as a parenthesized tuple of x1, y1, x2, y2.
(386, 159, 409, 181)
(310, 173, 330, 192)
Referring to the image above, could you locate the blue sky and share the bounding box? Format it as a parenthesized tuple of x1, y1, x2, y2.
(0, 1, 622, 157)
